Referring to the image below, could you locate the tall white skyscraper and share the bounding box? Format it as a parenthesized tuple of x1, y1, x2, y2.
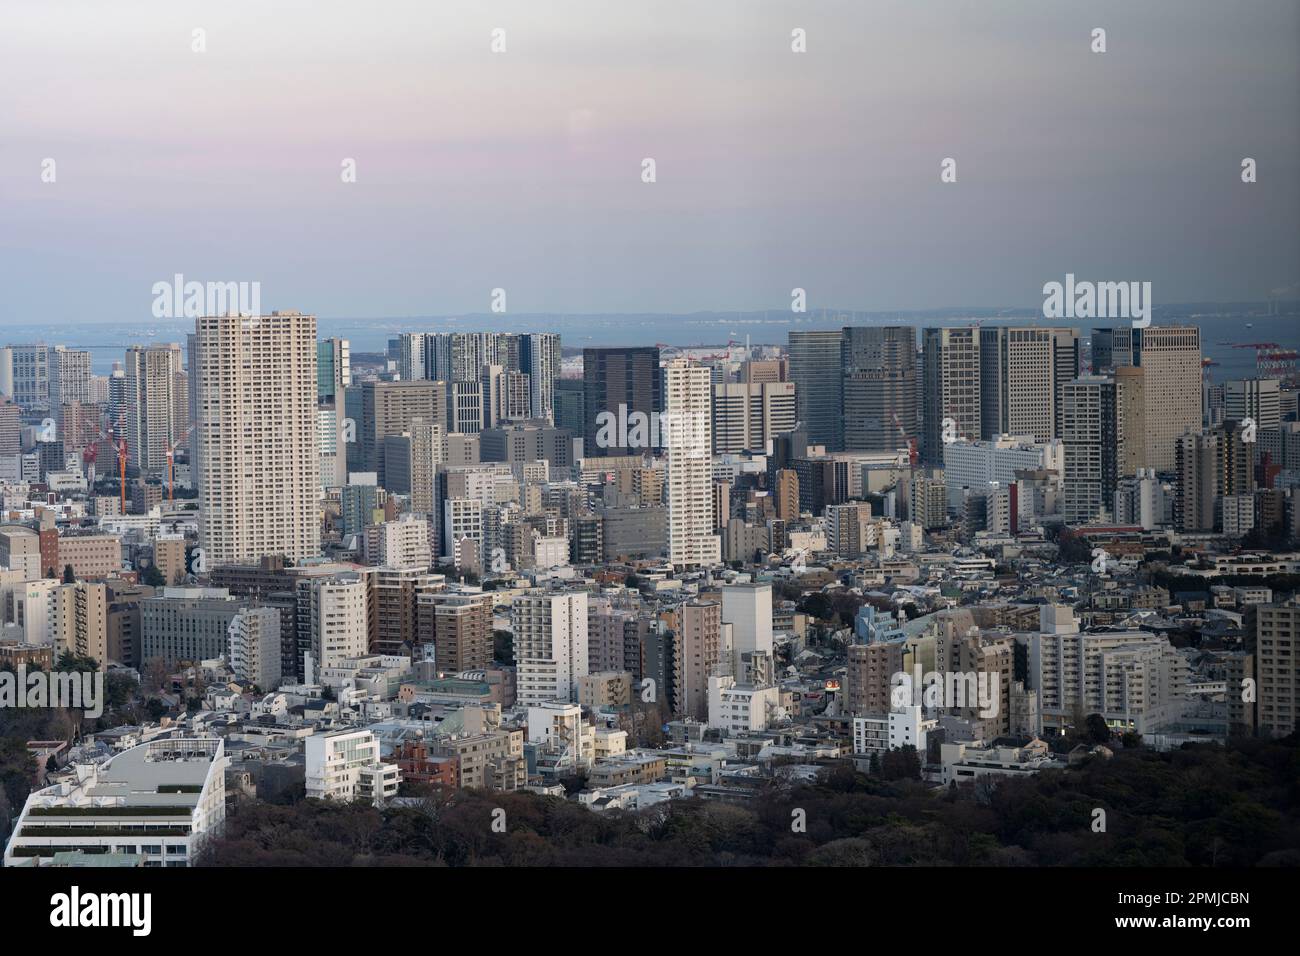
(194, 311, 321, 565)
(664, 360, 720, 568)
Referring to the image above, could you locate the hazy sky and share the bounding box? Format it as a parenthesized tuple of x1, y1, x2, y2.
(2, 0, 1297, 324)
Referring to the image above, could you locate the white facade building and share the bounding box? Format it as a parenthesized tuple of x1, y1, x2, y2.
(305, 729, 400, 806)
(512, 590, 589, 706)
(4, 738, 228, 867)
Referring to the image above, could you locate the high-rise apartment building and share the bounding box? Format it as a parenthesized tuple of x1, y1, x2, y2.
(1255, 598, 1300, 738)
(48, 346, 92, 408)
(512, 590, 589, 706)
(193, 311, 321, 565)
(1060, 376, 1117, 524)
(125, 343, 187, 475)
(664, 360, 720, 568)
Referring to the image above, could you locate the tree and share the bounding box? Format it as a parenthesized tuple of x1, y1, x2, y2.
(1085, 713, 1111, 744)
(880, 745, 921, 781)
(141, 563, 166, 587)
(62, 564, 76, 584)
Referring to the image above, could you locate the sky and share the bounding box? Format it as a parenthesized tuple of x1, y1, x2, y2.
(1, 0, 1298, 324)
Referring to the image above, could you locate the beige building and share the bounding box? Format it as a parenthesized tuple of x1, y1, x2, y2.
(154, 534, 187, 586)
(51, 581, 109, 668)
(57, 534, 122, 580)
(193, 311, 321, 565)
(125, 343, 187, 476)
(675, 599, 728, 721)
(578, 670, 633, 709)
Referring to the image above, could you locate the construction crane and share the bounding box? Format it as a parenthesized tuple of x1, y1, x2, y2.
(1226, 341, 1298, 383)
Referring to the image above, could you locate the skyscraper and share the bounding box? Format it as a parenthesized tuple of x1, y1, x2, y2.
(787, 330, 843, 451)
(922, 326, 981, 465)
(979, 327, 1077, 441)
(193, 311, 321, 565)
(520, 332, 560, 424)
(125, 343, 187, 476)
(841, 326, 918, 453)
(1060, 375, 1118, 524)
(582, 346, 661, 458)
(1107, 325, 1202, 472)
(664, 360, 720, 568)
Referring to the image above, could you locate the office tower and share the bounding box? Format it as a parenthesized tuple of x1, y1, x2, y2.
(1060, 376, 1118, 524)
(141, 586, 241, 664)
(106, 363, 126, 421)
(841, 326, 918, 453)
(228, 606, 282, 689)
(520, 332, 560, 424)
(48, 346, 91, 407)
(921, 327, 980, 464)
(1225, 378, 1281, 432)
(4, 345, 50, 409)
(1049, 328, 1083, 437)
(979, 327, 1078, 441)
(512, 589, 589, 706)
(1255, 598, 1300, 738)
(317, 338, 350, 402)
(348, 379, 445, 485)
(124, 343, 186, 476)
(554, 377, 585, 442)
(417, 590, 493, 672)
(1107, 325, 1201, 471)
(447, 380, 483, 435)
(741, 358, 787, 384)
(676, 599, 726, 719)
(787, 330, 843, 450)
(1112, 365, 1146, 477)
(942, 436, 1064, 512)
(664, 360, 720, 568)
(0, 348, 11, 401)
(193, 311, 321, 566)
(582, 346, 661, 457)
(712, 381, 797, 454)
(317, 339, 351, 489)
